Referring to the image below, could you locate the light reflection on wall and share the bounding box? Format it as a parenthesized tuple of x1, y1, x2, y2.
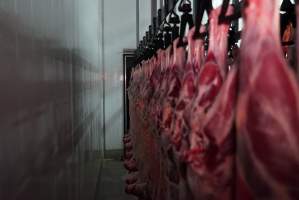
(0, 0, 105, 199)
(103, 0, 136, 150)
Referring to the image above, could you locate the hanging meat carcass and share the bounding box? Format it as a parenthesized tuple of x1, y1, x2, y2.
(161, 39, 184, 139)
(159, 38, 187, 200)
(186, 4, 233, 169)
(171, 26, 206, 150)
(185, 5, 234, 200)
(297, 3, 299, 78)
(154, 46, 172, 133)
(236, 0, 299, 199)
(148, 50, 163, 123)
(174, 26, 208, 200)
(188, 67, 237, 200)
(126, 60, 151, 198)
(186, 6, 232, 143)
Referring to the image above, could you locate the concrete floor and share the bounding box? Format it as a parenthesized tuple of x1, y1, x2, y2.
(97, 159, 134, 200)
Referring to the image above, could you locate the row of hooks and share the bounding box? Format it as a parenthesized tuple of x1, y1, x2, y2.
(136, 0, 296, 64)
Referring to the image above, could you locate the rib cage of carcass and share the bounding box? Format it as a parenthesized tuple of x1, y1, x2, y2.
(124, 0, 299, 200)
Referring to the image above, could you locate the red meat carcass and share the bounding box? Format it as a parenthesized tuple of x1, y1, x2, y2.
(236, 0, 299, 199)
(186, 5, 234, 200)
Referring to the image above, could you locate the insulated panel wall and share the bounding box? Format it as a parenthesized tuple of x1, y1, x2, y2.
(139, 0, 152, 41)
(0, 0, 104, 200)
(103, 0, 136, 150)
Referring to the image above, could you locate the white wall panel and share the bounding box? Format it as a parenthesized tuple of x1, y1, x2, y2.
(0, 0, 105, 199)
(139, 0, 152, 41)
(103, 0, 136, 150)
